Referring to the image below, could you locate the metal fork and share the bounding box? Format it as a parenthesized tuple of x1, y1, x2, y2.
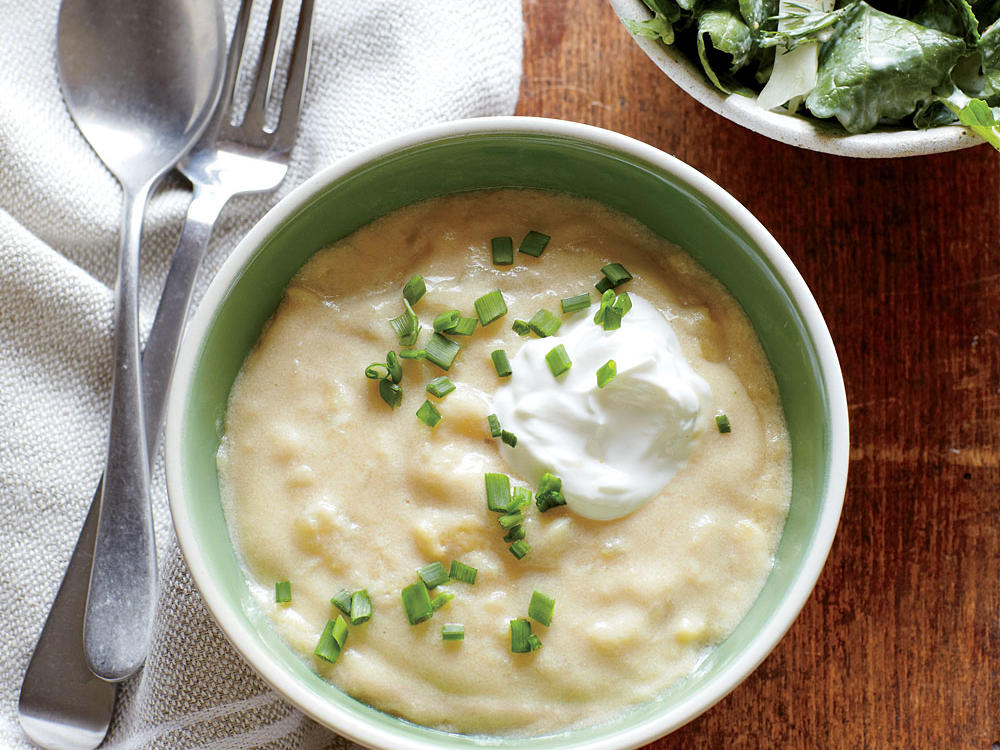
(18, 1, 313, 747)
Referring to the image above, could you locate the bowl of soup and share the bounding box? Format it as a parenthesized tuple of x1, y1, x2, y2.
(165, 116, 848, 748)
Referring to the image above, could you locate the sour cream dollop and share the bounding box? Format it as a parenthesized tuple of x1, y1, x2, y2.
(492, 294, 711, 520)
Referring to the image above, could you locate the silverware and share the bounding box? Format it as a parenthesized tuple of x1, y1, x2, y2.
(18, 1, 313, 747)
(54, 0, 226, 683)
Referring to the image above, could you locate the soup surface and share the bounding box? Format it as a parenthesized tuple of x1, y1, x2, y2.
(217, 189, 790, 736)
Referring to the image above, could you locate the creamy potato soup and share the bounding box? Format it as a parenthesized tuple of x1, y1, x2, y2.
(217, 190, 791, 736)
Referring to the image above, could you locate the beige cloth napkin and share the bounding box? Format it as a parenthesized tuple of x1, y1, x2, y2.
(0, 1, 522, 747)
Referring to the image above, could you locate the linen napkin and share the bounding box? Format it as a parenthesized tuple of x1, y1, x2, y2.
(0, 1, 522, 747)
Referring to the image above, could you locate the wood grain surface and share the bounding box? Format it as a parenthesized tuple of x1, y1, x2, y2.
(517, 1, 1000, 747)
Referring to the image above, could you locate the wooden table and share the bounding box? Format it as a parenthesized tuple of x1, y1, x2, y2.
(517, 2, 1000, 747)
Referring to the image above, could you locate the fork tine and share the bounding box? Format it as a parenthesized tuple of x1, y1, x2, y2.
(271, 0, 314, 155)
(241, 0, 285, 133)
(217, 0, 256, 123)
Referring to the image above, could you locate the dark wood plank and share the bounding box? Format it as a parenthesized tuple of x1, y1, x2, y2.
(518, 2, 1000, 747)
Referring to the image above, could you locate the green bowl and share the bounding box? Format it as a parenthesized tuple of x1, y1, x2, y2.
(165, 117, 848, 749)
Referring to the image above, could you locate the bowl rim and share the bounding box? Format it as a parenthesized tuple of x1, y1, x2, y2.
(607, 0, 984, 158)
(165, 115, 849, 749)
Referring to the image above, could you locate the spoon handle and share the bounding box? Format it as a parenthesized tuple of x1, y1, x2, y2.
(84, 183, 157, 683)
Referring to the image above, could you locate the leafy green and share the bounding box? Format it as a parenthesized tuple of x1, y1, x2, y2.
(805, 2, 967, 132)
(980, 18, 1000, 88)
(630, 0, 683, 44)
(761, 2, 859, 50)
(943, 95, 1000, 147)
(911, 0, 980, 41)
(696, 0, 756, 94)
(740, 0, 779, 33)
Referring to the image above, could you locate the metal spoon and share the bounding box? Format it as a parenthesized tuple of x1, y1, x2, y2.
(55, 0, 225, 683)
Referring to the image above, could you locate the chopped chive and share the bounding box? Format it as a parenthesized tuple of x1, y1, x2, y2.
(416, 400, 442, 428)
(528, 308, 561, 338)
(390, 299, 421, 346)
(508, 486, 532, 512)
(386, 351, 402, 384)
(509, 540, 531, 559)
(275, 581, 291, 603)
(613, 292, 632, 316)
(528, 591, 555, 626)
(501, 430, 517, 447)
(350, 590, 372, 625)
(403, 274, 426, 306)
(433, 310, 462, 332)
(314, 615, 349, 663)
(449, 560, 478, 584)
(364, 363, 389, 380)
(491, 349, 512, 378)
(425, 376, 456, 398)
(536, 472, 567, 512)
(492, 236, 514, 265)
(417, 561, 450, 589)
(503, 525, 526, 543)
(487, 413, 502, 438)
(379, 378, 403, 409)
(560, 293, 591, 314)
(510, 618, 532, 652)
(601, 262, 633, 287)
(474, 289, 508, 326)
(518, 230, 551, 258)
(399, 348, 427, 360)
(595, 277, 614, 294)
(499, 511, 524, 530)
(593, 289, 616, 325)
(485, 472, 512, 512)
(431, 592, 454, 611)
(331, 588, 353, 615)
(401, 582, 434, 625)
(424, 332, 461, 371)
(442, 623, 465, 641)
(512, 319, 531, 336)
(716, 414, 732, 434)
(597, 360, 617, 388)
(545, 344, 572, 377)
(449, 316, 478, 336)
(527, 633, 543, 651)
(602, 305, 623, 331)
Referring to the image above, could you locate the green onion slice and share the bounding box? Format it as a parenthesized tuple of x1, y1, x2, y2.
(492, 236, 514, 265)
(331, 588, 353, 615)
(433, 310, 462, 332)
(449, 560, 478, 584)
(487, 413, 502, 438)
(602, 305, 622, 331)
(416, 399, 442, 428)
(426, 376, 456, 398)
(350, 590, 372, 625)
(613, 291, 632, 316)
(508, 486, 532, 512)
(442, 623, 465, 641)
(431, 592, 454, 611)
(518, 230, 551, 258)
(501, 430, 517, 447)
(509, 540, 530, 559)
(595, 276, 614, 294)
(601, 262, 633, 287)
(399, 348, 427, 359)
(485, 472, 512, 512)
(499, 511, 524, 530)
(417, 561, 450, 589)
(528, 590, 555, 627)
(401, 582, 434, 625)
(314, 615, 349, 663)
(512, 319, 530, 336)
(403, 274, 426, 306)
(386, 351, 402, 383)
(275, 581, 291, 603)
(528, 308, 561, 338)
(491, 349, 512, 378)
(390, 299, 421, 346)
(716, 414, 732, 434)
(545, 344, 572, 377)
(536, 472, 567, 512)
(503, 525, 526, 543)
(364, 363, 389, 380)
(449, 316, 478, 336)
(379, 378, 403, 409)
(560, 293, 591, 314)
(593, 289, 616, 325)
(527, 633, 543, 651)
(474, 289, 508, 326)
(510, 618, 532, 652)
(424, 332, 461, 371)
(597, 360, 617, 388)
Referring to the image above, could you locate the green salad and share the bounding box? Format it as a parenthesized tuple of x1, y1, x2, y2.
(631, 0, 1000, 145)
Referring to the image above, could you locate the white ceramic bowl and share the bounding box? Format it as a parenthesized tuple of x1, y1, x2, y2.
(609, 0, 982, 157)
